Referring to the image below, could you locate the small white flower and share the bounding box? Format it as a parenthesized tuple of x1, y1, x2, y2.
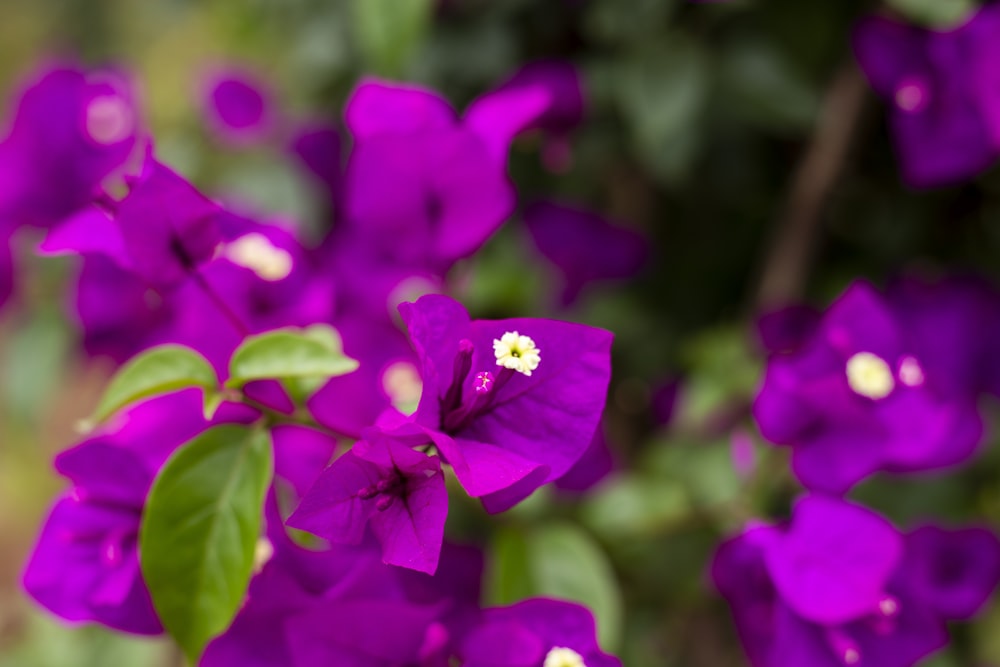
(544, 647, 587, 667)
(493, 331, 541, 377)
(845, 352, 894, 400)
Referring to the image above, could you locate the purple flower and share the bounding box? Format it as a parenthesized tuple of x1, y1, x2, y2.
(43, 152, 223, 290)
(306, 316, 422, 439)
(465, 60, 585, 171)
(459, 598, 622, 667)
(894, 524, 1000, 621)
(553, 426, 615, 493)
(288, 432, 448, 574)
(206, 496, 482, 667)
(395, 294, 613, 512)
(0, 64, 138, 229)
(47, 198, 332, 368)
(342, 69, 580, 273)
(201, 66, 274, 145)
(852, 8, 1000, 187)
(753, 279, 990, 494)
(21, 390, 217, 635)
(712, 496, 1000, 667)
(523, 201, 648, 306)
(289, 122, 342, 208)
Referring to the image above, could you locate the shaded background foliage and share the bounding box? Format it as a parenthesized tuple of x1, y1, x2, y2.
(1, 0, 1000, 665)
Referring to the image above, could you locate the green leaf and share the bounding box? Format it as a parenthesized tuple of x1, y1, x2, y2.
(140, 425, 273, 663)
(885, 0, 975, 27)
(92, 345, 218, 424)
(527, 522, 624, 651)
(485, 525, 534, 607)
(613, 38, 710, 183)
(582, 474, 690, 537)
(352, 0, 434, 77)
(226, 325, 359, 390)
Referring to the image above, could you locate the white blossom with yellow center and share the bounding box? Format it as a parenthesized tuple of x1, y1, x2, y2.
(493, 331, 541, 376)
(544, 647, 587, 667)
(224, 233, 293, 281)
(845, 352, 895, 400)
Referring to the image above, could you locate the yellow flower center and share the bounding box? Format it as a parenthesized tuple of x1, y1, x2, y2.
(845, 352, 894, 400)
(224, 233, 293, 281)
(544, 647, 587, 667)
(493, 331, 541, 377)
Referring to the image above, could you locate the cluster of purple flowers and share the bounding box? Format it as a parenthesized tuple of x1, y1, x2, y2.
(0, 57, 634, 665)
(707, 8, 1000, 664)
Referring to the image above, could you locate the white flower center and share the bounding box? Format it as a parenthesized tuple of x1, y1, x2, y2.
(252, 537, 274, 574)
(897, 356, 924, 387)
(382, 361, 423, 415)
(845, 352, 894, 399)
(493, 331, 541, 377)
(544, 647, 587, 667)
(894, 83, 925, 113)
(224, 233, 293, 281)
(85, 94, 134, 145)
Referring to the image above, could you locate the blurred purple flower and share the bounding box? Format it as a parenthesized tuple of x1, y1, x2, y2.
(0, 64, 138, 230)
(853, 7, 1000, 188)
(460, 598, 622, 667)
(342, 66, 582, 273)
(289, 122, 342, 208)
(395, 294, 613, 512)
(753, 279, 992, 494)
(524, 201, 649, 306)
(712, 496, 1000, 667)
(465, 60, 585, 172)
(42, 153, 223, 290)
(207, 494, 483, 667)
(22, 390, 217, 635)
(288, 432, 448, 574)
(201, 66, 274, 145)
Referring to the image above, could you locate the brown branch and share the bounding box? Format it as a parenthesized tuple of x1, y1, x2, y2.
(753, 62, 871, 311)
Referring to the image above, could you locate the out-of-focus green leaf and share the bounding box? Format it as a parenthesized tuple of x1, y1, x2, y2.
(485, 525, 534, 606)
(92, 345, 218, 424)
(486, 521, 623, 650)
(674, 326, 761, 432)
(582, 474, 690, 537)
(226, 325, 359, 390)
(352, 0, 433, 77)
(613, 38, 710, 184)
(527, 522, 624, 651)
(719, 40, 820, 132)
(0, 608, 167, 667)
(885, 0, 975, 27)
(140, 425, 273, 663)
(583, 0, 678, 45)
(1, 309, 70, 420)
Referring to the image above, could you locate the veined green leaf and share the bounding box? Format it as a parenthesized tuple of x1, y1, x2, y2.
(139, 425, 273, 662)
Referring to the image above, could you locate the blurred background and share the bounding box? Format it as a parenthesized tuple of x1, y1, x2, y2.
(2, 0, 1000, 665)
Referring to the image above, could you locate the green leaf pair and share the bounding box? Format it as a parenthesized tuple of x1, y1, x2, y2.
(89, 324, 359, 425)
